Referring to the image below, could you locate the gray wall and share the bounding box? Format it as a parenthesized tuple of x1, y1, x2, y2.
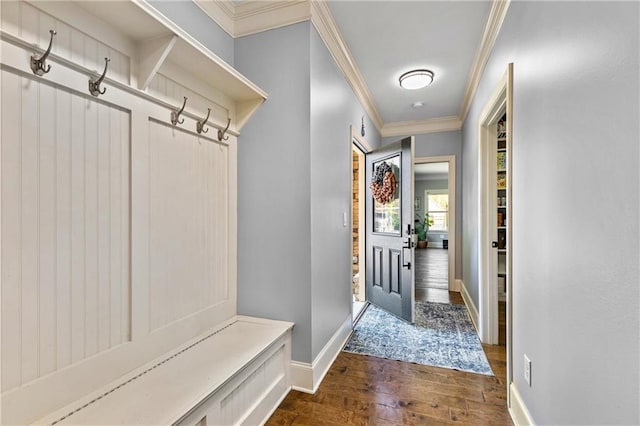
(384, 131, 462, 278)
(234, 22, 312, 362)
(149, 0, 234, 66)
(235, 23, 381, 364)
(309, 27, 381, 360)
(462, 2, 639, 424)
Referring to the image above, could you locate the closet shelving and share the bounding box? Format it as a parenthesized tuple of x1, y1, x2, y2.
(497, 116, 507, 301)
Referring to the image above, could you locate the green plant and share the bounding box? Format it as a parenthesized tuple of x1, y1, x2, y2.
(415, 213, 433, 242)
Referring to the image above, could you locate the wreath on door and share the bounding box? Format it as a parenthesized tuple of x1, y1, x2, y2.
(370, 161, 396, 204)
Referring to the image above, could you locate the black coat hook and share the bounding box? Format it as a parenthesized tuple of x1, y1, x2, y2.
(89, 57, 110, 97)
(171, 97, 187, 126)
(361, 116, 366, 137)
(31, 30, 56, 76)
(218, 118, 231, 142)
(196, 108, 211, 134)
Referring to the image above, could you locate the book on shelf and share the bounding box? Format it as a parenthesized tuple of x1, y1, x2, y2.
(497, 152, 506, 170)
(497, 173, 506, 189)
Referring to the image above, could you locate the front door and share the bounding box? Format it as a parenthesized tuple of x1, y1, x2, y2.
(365, 137, 415, 322)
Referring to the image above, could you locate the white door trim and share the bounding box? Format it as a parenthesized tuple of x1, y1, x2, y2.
(477, 63, 514, 403)
(349, 126, 370, 321)
(414, 155, 457, 292)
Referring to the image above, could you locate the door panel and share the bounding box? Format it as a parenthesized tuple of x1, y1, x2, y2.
(365, 138, 414, 322)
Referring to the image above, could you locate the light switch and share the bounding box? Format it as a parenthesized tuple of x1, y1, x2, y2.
(343, 212, 348, 227)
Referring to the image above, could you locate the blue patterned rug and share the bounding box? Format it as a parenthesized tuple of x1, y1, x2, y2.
(343, 302, 493, 376)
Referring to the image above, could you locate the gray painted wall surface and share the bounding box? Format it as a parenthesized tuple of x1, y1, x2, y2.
(149, 0, 234, 66)
(235, 23, 381, 364)
(384, 131, 462, 278)
(462, 2, 639, 424)
(234, 22, 312, 362)
(309, 27, 381, 360)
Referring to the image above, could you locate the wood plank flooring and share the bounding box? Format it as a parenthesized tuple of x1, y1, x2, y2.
(415, 248, 448, 290)
(267, 290, 511, 425)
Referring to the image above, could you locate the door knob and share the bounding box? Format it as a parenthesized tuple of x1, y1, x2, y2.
(492, 241, 499, 248)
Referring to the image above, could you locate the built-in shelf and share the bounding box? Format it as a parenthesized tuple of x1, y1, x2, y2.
(498, 249, 507, 253)
(497, 226, 506, 229)
(497, 148, 507, 152)
(5, 0, 269, 135)
(497, 169, 506, 172)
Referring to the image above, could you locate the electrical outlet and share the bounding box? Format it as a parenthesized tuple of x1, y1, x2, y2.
(524, 354, 531, 386)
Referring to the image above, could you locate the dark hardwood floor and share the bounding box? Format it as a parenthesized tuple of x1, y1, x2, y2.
(266, 288, 511, 425)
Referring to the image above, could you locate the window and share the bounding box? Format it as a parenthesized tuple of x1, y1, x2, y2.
(426, 191, 448, 231)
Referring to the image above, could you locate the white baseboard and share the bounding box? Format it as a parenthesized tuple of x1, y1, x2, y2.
(509, 382, 535, 425)
(452, 278, 461, 292)
(459, 279, 479, 332)
(290, 314, 352, 394)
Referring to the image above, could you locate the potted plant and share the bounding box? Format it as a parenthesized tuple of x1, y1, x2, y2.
(415, 213, 433, 249)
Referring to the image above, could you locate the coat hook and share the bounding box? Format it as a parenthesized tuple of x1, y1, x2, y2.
(31, 30, 56, 76)
(361, 116, 366, 137)
(171, 97, 187, 126)
(196, 108, 211, 134)
(218, 118, 231, 142)
(88, 57, 110, 97)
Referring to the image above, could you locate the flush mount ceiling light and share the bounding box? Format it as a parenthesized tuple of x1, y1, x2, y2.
(399, 69, 434, 90)
(412, 101, 424, 108)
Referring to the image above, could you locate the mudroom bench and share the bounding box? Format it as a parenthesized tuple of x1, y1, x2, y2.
(33, 317, 293, 426)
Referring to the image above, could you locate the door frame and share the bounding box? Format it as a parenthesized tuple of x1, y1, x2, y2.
(414, 155, 457, 292)
(349, 125, 372, 320)
(478, 63, 514, 398)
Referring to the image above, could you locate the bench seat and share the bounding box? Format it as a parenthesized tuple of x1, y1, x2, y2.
(34, 317, 294, 426)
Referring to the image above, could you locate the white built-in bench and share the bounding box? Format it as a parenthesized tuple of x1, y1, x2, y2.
(33, 317, 293, 426)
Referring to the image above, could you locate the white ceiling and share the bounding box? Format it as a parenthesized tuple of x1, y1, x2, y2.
(327, 1, 492, 124)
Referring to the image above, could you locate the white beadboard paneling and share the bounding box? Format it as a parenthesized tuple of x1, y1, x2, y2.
(148, 121, 229, 332)
(1, 1, 131, 85)
(1, 73, 131, 391)
(55, 84, 72, 370)
(21, 72, 40, 385)
(38, 80, 57, 377)
(1, 71, 23, 391)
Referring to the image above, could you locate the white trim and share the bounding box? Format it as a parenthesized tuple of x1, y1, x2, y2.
(452, 278, 461, 293)
(193, 0, 235, 37)
(235, 1, 311, 38)
(290, 361, 314, 394)
(191, 0, 511, 134)
(509, 382, 536, 426)
(459, 280, 479, 333)
(310, 1, 383, 132)
(290, 314, 352, 393)
(382, 116, 462, 137)
(459, 0, 511, 122)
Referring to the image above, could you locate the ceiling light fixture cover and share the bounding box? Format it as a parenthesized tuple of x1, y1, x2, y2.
(399, 69, 434, 90)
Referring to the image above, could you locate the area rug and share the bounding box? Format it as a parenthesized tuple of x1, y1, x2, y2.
(343, 302, 493, 376)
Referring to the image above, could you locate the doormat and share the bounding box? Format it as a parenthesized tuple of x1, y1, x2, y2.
(343, 302, 493, 376)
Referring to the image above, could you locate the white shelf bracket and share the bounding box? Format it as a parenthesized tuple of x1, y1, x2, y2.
(137, 34, 177, 91)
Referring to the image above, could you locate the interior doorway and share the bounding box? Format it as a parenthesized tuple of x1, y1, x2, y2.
(413, 156, 457, 302)
(478, 63, 513, 403)
(414, 162, 450, 302)
(351, 143, 366, 321)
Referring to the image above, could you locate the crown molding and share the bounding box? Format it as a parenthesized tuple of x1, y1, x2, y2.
(194, 0, 508, 137)
(459, 0, 511, 122)
(381, 116, 462, 138)
(310, 1, 384, 131)
(234, 1, 311, 37)
(194, 0, 235, 37)
(195, 1, 310, 38)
